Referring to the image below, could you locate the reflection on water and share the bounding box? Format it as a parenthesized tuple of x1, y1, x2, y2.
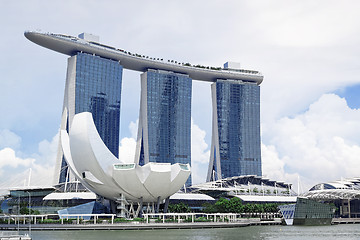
(25, 224, 360, 240)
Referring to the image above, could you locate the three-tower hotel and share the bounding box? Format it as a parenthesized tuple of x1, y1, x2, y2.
(25, 31, 264, 187)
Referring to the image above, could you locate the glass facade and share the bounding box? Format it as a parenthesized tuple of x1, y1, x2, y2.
(58, 52, 123, 183)
(58, 201, 110, 220)
(208, 79, 261, 181)
(294, 198, 335, 220)
(136, 69, 192, 186)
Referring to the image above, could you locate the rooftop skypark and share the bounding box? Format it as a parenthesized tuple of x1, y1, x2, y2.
(24, 31, 263, 84)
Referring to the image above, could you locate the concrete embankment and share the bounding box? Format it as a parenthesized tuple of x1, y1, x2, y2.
(0, 219, 281, 231)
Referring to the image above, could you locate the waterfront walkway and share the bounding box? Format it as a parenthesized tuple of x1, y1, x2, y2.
(332, 218, 360, 224)
(0, 218, 281, 231)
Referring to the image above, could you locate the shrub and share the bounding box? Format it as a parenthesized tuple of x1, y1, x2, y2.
(38, 219, 61, 224)
(113, 218, 131, 223)
(132, 217, 144, 222)
(195, 217, 211, 222)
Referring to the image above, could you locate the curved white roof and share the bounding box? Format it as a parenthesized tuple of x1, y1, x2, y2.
(43, 192, 96, 201)
(24, 31, 263, 84)
(170, 193, 215, 201)
(234, 195, 297, 203)
(309, 177, 360, 191)
(61, 112, 191, 202)
(303, 189, 360, 200)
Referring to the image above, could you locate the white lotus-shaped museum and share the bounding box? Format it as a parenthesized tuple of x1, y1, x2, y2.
(60, 112, 191, 203)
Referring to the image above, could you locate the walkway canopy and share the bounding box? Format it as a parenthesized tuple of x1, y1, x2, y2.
(303, 189, 360, 200)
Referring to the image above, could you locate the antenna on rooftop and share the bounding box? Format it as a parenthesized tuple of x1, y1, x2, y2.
(297, 175, 304, 196)
(28, 168, 32, 187)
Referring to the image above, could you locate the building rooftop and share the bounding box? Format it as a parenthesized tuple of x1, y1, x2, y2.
(189, 175, 296, 198)
(24, 31, 263, 84)
(304, 177, 360, 201)
(170, 192, 215, 201)
(234, 195, 297, 203)
(309, 177, 360, 191)
(43, 192, 96, 201)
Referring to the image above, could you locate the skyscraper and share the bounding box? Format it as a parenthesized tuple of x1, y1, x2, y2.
(54, 52, 123, 184)
(207, 79, 262, 182)
(135, 69, 192, 186)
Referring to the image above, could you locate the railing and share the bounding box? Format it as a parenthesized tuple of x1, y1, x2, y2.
(142, 212, 281, 223)
(44, 31, 261, 77)
(0, 212, 281, 225)
(58, 213, 116, 224)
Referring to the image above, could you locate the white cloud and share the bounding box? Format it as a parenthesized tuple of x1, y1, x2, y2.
(36, 132, 59, 164)
(0, 129, 22, 150)
(0, 132, 59, 190)
(191, 119, 210, 164)
(0, 147, 55, 190)
(261, 144, 285, 181)
(191, 119, 210, 184)
(128, 119, 138, 139)
(118, 137, 137, 164)
(262, 93, 360, 192)
(0, 148, 33, 170)
(247, 1, 360, 47)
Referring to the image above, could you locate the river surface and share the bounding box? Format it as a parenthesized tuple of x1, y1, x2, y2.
(17, 224, 360, 240)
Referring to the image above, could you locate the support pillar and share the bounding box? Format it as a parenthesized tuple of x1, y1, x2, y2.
(135, 197, 143, 218)
(155, 196, 161, 213)
(163, 197, 170, 213)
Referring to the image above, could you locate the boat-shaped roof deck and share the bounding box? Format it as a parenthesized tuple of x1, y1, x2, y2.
(25, 31, 263, 84)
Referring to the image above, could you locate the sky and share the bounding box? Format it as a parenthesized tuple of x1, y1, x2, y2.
(0, 0, 360, 193)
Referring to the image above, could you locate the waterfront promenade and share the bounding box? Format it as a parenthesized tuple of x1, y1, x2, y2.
(332, 218, 360, 224)
(0, 218, 281, 231)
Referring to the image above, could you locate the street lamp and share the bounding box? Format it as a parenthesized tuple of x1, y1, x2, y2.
(26, 191, 31, 237)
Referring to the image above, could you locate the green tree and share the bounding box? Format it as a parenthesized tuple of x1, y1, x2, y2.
(19, 207, 40, 215)
(214, 198, 230, 213)
(253, 204, 264, 213)
(202, 203, 216, 213)
(168, 203, 191, 213)
(201, 198, 280, 214)
(228, 197, 243, 213)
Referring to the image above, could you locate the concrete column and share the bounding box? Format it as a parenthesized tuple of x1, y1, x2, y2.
(155, 196, 161, 213)
(136, 197, 143, 218)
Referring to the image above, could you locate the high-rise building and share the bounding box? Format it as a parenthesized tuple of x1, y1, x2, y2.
(54, 52, 123, 184)
(135, 69, 192, 186)
(207, 79, 262, 181)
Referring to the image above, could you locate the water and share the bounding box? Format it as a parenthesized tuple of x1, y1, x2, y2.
(20, 225, 360, 240)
